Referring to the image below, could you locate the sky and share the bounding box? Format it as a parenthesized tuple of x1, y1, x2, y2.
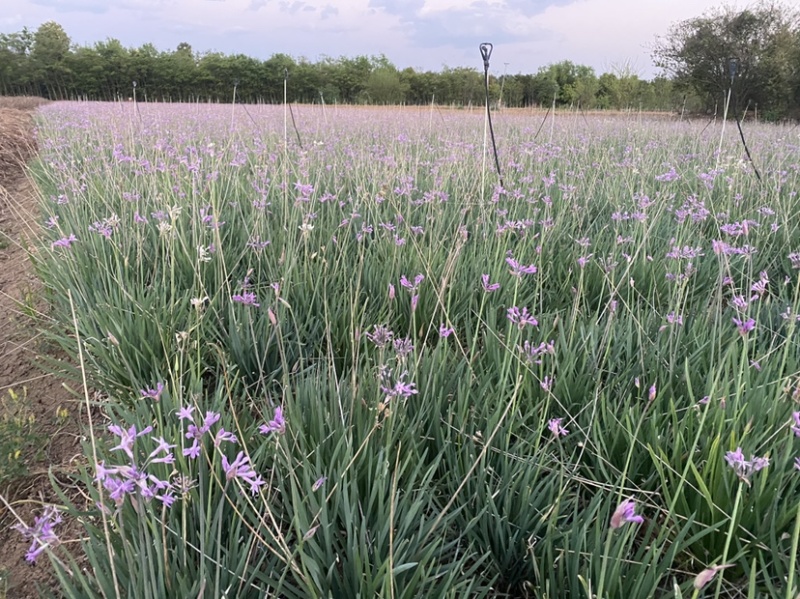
(1, 0, 736, 78)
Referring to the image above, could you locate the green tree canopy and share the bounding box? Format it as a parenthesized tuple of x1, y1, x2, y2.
(653, 1, 800, 118)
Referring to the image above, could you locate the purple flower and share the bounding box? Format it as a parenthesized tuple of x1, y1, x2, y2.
(156, 492, 176, 507)
(140, 382, 165, 401)
(400, 274, 424, 291)
(380, 372, 418, 402)
(393, 337, 414, 358)
(259, 406, 286, 435)
(505, 256, 538, 276)
(222, 451, 265, 494)
(213, 428, 239, 447)
(481, 274, 500, 292)
(725, 447, 769, 482)
(147, 437, 176, 462)
(232, 292, 260, 307)
(610, 499, 644, 529)
(185, 410, 221, 441)
(792, 412, 800, 437)
(507, 306, 538, 329)
(438, 324, 454, 338)
(312, 476, 327, 492)
(547, 417, 568, 437)
(365, 325, 393, 349)
(201, 411, 221, 431)
(108, 424, 153, 460)
(731, 295, 749, 311)
(694, 565, 733, 590)
(665, 245, 704, 260)
(732, 317, 756, 335)
(656, 166, 680, 182)
(13, 506, 62, 563)
(177, 405, 195, 421)
(518, 340, 555, 365)
(51, 234, 77, 249)
(183, 439, 201, 459)
(666, 312, 683, 326)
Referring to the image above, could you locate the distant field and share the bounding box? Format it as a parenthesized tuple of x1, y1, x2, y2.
(20, 100, 800, 597)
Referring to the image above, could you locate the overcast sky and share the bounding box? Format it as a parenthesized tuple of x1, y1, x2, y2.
(2, 0, 736, 78)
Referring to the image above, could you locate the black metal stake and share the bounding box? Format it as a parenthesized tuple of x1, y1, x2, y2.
(480, 43, 503, 188)
(728, 57, 761, 182)
(284, 68, 304, 149)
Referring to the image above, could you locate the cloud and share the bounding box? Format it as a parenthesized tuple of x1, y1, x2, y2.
(320, 4, 337, 19)
(29, 0, 110, 14)
(368, 0, 562, 48)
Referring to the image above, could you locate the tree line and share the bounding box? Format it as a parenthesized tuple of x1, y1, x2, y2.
(1, 2, 798, 118)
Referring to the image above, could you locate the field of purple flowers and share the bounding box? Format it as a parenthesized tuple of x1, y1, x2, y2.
(15, 101, 800, 597)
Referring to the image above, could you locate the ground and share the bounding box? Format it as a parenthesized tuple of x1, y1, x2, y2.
(0, 105, 83, 599)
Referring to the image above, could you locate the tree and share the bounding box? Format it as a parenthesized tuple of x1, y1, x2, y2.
(529, 61, 599, 108)
(0, 29, 34, 95)
(653, 2, 800, 119)
(364, 66, 409, 104)
(30, 21, 71, 99)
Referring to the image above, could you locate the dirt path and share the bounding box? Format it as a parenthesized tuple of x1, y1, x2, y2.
(0, 112, 83, 599)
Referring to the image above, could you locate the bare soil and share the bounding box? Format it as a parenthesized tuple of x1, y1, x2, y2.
(0, 103, 84, 599)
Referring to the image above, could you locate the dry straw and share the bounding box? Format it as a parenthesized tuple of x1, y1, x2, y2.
(0, 98, 44, 184)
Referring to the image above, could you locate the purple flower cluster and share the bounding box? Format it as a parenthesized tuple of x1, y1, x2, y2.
(13, 505, 62, 563)
(232, 291, 260, 307)
(96, 423, 177, 509)
(180, 407, 238, 457)
(365, 324, 393, 349)
(547, 417, 568, 437)
(379, 369, 419, 403)
(178, 406, 265, 494)
(259, 406, 286, 435)
(724, 447, 769, 483)
(517, 340, 555, 365)
(51, 234, 77, 249)
(507, 306, 538, 329)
